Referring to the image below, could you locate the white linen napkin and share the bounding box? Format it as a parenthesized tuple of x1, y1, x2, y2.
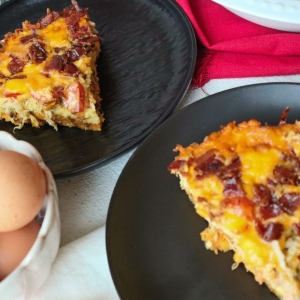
(31, 225, 119, 300)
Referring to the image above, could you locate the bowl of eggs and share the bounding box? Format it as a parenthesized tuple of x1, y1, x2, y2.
(212, 0, 300, 32)
(0, 131, 60, 300)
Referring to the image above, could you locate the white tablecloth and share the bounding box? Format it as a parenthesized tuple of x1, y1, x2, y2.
(32, 74, 300, 299)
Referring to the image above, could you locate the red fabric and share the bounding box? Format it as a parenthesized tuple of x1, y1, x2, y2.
(177, 0, 300, 86)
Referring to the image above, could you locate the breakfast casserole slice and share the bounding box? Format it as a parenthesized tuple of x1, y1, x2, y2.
(0, 0, 103, 130)
(168, 108, 300, 300)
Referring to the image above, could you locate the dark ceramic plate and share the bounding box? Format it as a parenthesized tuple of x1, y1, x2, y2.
(0, 0, 196, 177)
(106, 83, 300, 300)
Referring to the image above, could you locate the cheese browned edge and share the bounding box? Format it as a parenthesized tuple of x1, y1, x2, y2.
(169, 111, 300, 300)
(0, 0, 103, 130)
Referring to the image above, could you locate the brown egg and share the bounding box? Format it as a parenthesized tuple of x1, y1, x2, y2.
(0, 219, 41, 281)
(0, 150, 46, 232)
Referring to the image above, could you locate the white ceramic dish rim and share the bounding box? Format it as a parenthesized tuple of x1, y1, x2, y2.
(0, 131, 60, 293)
(212, 0, 300, 24)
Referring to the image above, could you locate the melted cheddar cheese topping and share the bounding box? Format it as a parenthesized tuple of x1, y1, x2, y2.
(0, 2, 102, 130)
(169, 118, 300, 300)
(0, 18, 78, 101)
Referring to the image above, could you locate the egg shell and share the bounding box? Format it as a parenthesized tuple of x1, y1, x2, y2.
(0, 219, 41, 281)
(0, 150, 46, 232)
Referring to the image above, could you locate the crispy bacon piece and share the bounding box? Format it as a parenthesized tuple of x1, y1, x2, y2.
(219, 157, 241, 180)
(191, 150, 214, 170)
(192, 150, 224, 173)
(279, 107, 290, 125)
(217, 157, 244, 198)
(71, 0, 83, 12)
(45, 55, 64, 71)
(45, 54, 82, 76)
(19, 34, 39, 44)
(168, 160, 186, 171)
(66, 12, 83, 28)
(9, 75, 27, 80)
(39, 11, 60, 29)
(223, 177, 245, 198)
(59, 1, 100, 47)
(273, 165, 298, 185)
(7, 56, 25, 74)
(76, 36, 101, 45)
(72, 25, 90, 40)
(259, 204, 282, 220)
(278, 193, 300, 215)
(253, 184, 272, 206)
(66, 47, 86, 62)
(63, 63, 80, 76)
(28, 42, 47, 64)
(62, 5, 77, 18)
(255, 221, 284, 242)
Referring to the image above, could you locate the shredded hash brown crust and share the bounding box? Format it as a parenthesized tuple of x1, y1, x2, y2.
(0, 0, 103, 130)
(169, 109, 300, 300)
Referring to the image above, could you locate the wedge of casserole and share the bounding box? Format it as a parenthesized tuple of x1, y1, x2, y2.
(0, 0, 103, 130)
(169, 108, 300, 300)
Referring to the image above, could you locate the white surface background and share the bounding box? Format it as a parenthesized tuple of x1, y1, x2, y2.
(32, 74, 300, 299)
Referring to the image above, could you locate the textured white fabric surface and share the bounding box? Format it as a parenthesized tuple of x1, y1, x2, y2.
(31, 226, 119, 300)
(33, 75, 300, 299)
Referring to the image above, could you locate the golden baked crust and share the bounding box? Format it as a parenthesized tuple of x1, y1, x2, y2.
(169, 109, 300, 300)
(0, 0, 103, 130)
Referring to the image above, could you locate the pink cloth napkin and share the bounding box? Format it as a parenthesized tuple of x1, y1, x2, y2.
(177, 0, 300, 86)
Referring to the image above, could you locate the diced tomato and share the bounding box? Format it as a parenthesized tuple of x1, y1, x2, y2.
(64, 81, 85, 113)
(2, 91, 20, 100)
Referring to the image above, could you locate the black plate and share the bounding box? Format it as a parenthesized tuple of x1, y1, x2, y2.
(0, 0, 196, 177)
(106, 83, 300, 300)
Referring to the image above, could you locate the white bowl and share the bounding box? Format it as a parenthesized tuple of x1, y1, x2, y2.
(0, 131, 61, 300)
(212, 0, 300, 32)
